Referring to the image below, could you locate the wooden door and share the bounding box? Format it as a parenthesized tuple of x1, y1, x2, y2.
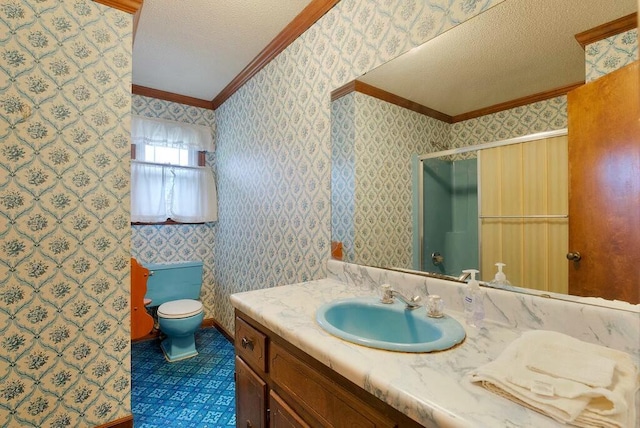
(567, 61, 640, 304)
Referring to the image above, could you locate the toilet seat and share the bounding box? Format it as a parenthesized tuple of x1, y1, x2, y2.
(157, 299, 203, 319)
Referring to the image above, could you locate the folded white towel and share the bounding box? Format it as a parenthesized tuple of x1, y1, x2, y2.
(526, 342, 616, 388)
(470, 330, 639, 428)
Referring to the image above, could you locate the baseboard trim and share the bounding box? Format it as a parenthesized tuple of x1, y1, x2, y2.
(95, 415, 133, 428)
(132, 317, 233, 344)
(202, 318, 234, 343)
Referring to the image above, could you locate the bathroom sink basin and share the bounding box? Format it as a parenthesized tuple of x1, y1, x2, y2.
(316, 297, 466, 353)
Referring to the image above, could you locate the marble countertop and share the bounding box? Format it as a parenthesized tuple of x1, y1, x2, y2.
(230, 278, 575, 427)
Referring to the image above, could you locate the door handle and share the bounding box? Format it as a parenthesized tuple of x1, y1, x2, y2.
(566, 252, 582, 262)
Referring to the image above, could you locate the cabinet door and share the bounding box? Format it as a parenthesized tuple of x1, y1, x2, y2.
(236, 356, 267, 428)
(269, 391, 310, 428)
(270, 342, 395, 428)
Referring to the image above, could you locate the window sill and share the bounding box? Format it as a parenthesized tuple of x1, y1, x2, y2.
(131, 219, 206, 226)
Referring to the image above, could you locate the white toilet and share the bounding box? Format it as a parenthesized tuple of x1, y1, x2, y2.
(143, 261, 204, 362)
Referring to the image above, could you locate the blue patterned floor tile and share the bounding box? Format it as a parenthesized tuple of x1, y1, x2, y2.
(132, 328, 235, 427)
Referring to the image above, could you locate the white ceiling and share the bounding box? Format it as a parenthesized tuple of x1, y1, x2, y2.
(133, 0, 637, 111)
(133, 0, 313, 101)
(360, 0, 637, 117)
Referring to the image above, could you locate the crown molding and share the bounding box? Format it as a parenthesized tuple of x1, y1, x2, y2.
(331, 80, 453, 123)
(211, 0, 340, 109)
(330, 80, 357, 102)
(357, 81, 453, 123)
(132, 85, 214, 110)
(575, 13, 637, 48)
(451, 81, 584, 123)
(92, 0, 143, 14)
(331, 80, 584, 125)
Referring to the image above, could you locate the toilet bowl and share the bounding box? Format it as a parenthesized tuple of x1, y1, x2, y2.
(142, 261, 204, 362)
(157, 299, 204, 362)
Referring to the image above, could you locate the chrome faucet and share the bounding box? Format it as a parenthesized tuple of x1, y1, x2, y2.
(380, 284, 422, 310)
(457, 271, 471, 282)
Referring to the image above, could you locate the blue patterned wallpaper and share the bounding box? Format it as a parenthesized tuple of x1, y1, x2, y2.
(450, 95, 568, 148)
(214, 0, 505, 334)
(331, 93, 356, 264)
(0, 1, 132, 426)
(332, 90, 567, 272)
(332, 92, 449, 268)
(586, 28, 638, 82)
(130, 95, 218, 323)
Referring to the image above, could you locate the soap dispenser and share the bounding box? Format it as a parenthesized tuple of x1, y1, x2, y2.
(462, 269, 484, 328)
(489, 262, 512, 288)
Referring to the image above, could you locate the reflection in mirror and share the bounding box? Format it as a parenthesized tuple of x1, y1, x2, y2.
(330, 0, 637, 302)
(413, 130, 568, 294)
(418, 153, 478, 278)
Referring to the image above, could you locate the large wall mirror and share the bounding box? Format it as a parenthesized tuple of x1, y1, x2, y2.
(331, 0, 638, 303)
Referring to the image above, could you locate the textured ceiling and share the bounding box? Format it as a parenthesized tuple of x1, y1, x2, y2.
(360, 0, 637, 116)
(133, 0, 637, 111)
(133, 0, 313, 101)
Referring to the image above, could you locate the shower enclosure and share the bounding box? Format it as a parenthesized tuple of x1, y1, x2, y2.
(411, 129, 568, 292)
(412, 154, 478, 276)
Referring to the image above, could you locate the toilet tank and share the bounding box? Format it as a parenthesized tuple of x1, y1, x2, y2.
(143, 261, 203, 307)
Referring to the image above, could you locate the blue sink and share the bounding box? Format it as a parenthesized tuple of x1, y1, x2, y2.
(316, 297, 466, 353)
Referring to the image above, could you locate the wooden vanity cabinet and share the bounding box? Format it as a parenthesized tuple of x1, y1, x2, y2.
(235, 356, 267, 428)
(234, 311, 424, 428)
(269, 391, 310, 428)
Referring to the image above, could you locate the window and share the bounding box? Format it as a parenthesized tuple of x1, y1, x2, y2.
(137, 144, 198, 167)
(130, 115, 217, 224)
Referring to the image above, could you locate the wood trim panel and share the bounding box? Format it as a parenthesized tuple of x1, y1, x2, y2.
(330, 80, 357, 101)
(359, 81, 452, 123)
(132, 84, 214, 110)
(202, 318, 235, 343)
(131, 219, 205, 226)
(330, 241, 343, 261)
(211, 0, 340, 109)
(575, 13, 638, 48)
(92, 0, 142, 14)
(451, 81, 584, 123)
(95, 415, 133, 428)
(331, 80, 452, 123)
(331, 80, 579, 125)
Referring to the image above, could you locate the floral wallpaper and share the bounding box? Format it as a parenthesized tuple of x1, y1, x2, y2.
(585, 28, 638, 82)
(130, 95, 218, 325)
(332, 90, 567, 272)
(331, 93, 356, 264)
(214, 0, 505, 334)
(0, 1, 132, 427)
(450, 95, 568, 148)
(332, 92, 449, 268)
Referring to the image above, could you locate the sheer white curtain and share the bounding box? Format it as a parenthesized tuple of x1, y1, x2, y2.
(131, 115, 214, 151)
(170, 167, 218, 223)
(131, 162, 218, 223)
(130, 115, 217, 223)
(131, 162, 167, 222)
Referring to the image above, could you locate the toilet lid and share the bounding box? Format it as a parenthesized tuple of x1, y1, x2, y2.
(157, 299, 203, 319)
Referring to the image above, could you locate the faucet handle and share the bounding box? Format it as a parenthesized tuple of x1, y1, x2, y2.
(379, 284, 394, 303)
(427, 295, 444, 318)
